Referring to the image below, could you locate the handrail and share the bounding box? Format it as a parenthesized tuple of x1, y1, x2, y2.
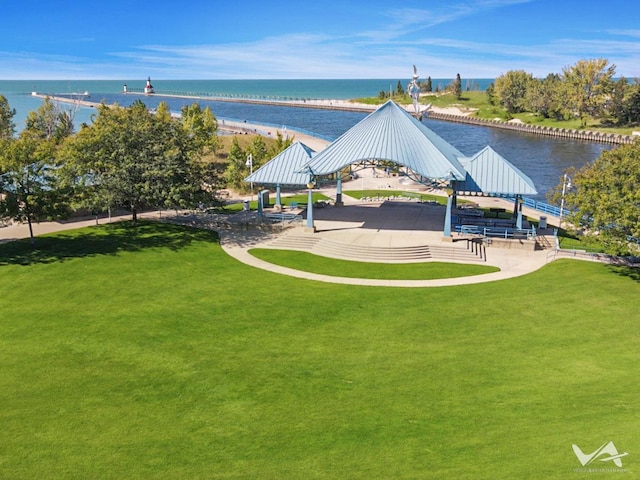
(455, 224, 536, 240)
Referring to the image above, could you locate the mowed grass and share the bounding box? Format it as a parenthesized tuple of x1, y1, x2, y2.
(1, 221, 639, 479)
(249, 248, 499, 279)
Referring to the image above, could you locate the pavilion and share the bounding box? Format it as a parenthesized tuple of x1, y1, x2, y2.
(246, 100, 537, 236)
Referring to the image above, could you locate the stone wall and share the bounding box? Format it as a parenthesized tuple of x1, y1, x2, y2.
(428, 112, 636, 145)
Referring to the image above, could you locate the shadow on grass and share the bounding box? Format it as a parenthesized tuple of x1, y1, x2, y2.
(0, 220, 219, 266)
(607, 264, 640, 283)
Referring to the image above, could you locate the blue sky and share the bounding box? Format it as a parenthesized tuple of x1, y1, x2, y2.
(1, 0, 638, 79)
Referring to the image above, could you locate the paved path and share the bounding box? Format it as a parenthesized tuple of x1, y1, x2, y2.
(217, 182, 551, 287)
(0, 203, 550, 288)
(219, 233, 549, 288)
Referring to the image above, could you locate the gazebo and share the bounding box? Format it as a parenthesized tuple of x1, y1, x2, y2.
(246, 100, 536, 236)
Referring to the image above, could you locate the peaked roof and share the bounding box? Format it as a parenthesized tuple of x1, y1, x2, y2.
(303, 100, 467, 181)
(456, 146, 538, 196)
(245, 141, 315, 186)
(243, 101, 538, 197)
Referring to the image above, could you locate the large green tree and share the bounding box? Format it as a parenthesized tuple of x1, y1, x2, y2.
(0, 98, 74, 243)
(62, 100, 212, 224)
(526, 74, 564, 120)
(562, 58, 616, 127)
(24, 97, 74, 142)
(0, 134, 68, 243)
(494, 70, 533, 114)
(223, 137, 249, 193)
(180, 103, 219, 154)
(550, 141, 640, 255)
(612, 80, 640, 126)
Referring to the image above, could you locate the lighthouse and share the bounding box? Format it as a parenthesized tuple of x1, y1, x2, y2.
(144, 77, 154, 95)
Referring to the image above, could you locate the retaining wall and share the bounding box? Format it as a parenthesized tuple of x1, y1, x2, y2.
(427, 112, 636, 145)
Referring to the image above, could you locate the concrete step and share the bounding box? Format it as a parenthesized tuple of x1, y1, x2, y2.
(263, 235, 485, 263)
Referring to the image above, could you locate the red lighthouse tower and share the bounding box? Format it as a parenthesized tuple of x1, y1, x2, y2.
(144, 77, 154, 94)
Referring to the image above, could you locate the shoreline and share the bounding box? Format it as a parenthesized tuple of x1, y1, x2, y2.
(32, 92, 635, 145)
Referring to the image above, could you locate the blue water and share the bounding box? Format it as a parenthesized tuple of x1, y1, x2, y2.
(0, 79, 609, 199)
(1, 78, 494, 128)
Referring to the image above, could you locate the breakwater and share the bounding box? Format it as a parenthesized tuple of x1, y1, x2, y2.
(420, 112, 635, 145)
(127, 90, 635, 145)
(122, 90, 376, 113)
(36, 90, 635, 145)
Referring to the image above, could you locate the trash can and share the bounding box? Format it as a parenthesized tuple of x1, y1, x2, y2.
(243, 200, 250, 211)
(539, 216, 547, 229)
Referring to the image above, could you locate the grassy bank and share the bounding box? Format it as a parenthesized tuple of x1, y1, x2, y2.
(1, 222, 638, 479)
(354, 91, 637, 135)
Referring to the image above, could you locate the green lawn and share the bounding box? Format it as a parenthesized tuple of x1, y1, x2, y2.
(354, 91, 637, 135)
(218, 192, 331, 213)
(343, 189, 450, 205)
(249, 248, 498, 279)
(1, 221, 638, 479)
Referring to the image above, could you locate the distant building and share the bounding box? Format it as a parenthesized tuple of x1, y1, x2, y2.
(144, 77, 154, 94)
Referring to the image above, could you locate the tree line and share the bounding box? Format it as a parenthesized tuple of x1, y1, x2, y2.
(1, 91, 637, 255)
(0, 96, 274, 244)
(489, 58, 640, 127)
(378, 73, 466, 101)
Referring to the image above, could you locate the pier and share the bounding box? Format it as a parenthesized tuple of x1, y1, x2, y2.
(32, 91, 636, 145)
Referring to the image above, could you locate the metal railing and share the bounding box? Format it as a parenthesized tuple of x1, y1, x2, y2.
(456, 224, 537, 240)
(502, 196, 565, 217)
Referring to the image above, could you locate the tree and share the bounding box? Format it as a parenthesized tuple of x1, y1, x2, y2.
(248, 136, 269, 167)
(155, 101, 172, 123)
(526, 74, 564, 119)
(0, 97, 73, 244)
(396, 80, 404, 96)
(486, 83, 497, 105)
(562, 58, 616, 127)
(62, 100, 211, 224)
(223, 137, 249, 192)
(0, 134, 68, 244)
(604, 77, 630, 125)
(494, 70, 533, 114)
(0, 95, 16, 140)
(424, 77, 432, 93)
(452, 73, 462, 100)
(549, 142, 640, 255)
(180, 103, 219, 154)
(268, 131, 293, 158)
(622, 81, 640, 125)
(24, 97, 74, 142)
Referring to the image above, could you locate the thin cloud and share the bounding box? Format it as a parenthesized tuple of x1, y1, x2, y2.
(606, 29, 640, 38)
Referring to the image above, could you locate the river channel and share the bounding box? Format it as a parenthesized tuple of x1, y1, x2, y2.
(80, 93, 613, 200)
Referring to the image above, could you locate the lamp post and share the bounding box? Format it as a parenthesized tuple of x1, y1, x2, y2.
(306, 168, 316, 232)
(245, 154, 253, 202)
(559, 173, 571, 228)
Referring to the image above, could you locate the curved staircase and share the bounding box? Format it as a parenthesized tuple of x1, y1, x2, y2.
(263, 235, 485, 263)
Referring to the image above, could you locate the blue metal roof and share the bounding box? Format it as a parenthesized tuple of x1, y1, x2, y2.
(303, 100, 467, 181)
(456, 146, 538, 196)
(244, 101, 537, 197)
(245, 141, 315, 186)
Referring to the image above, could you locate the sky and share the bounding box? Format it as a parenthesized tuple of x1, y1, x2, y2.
(1, 0, 639, 80)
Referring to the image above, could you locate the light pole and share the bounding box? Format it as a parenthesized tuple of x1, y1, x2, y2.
(246, 154, 253, 202)
(559, 173, 571, 228)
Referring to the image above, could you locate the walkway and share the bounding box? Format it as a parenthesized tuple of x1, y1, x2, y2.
(218, 182, 550, 287)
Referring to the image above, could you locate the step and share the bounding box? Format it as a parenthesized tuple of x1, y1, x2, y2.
(262, 235, 484, 263)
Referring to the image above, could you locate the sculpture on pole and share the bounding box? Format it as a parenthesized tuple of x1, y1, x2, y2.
(407, 65, 420, 115)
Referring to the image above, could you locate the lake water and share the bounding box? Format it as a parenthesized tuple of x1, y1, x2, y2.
(0, 79, 611, 200)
